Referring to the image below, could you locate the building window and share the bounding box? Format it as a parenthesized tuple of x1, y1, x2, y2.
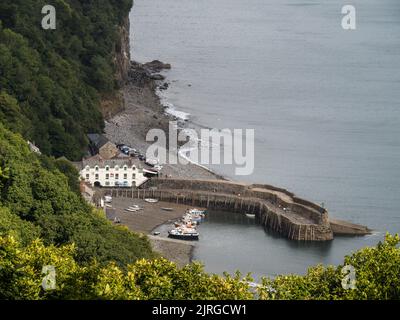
(115, 174, 119, 180)
(132, 166, 136, 170)
(132, 173, 136, 179)
(85, 166, 90, 171)
(85, 174, 89, 180)
(105, 166, 109, 171)
(95, 174, 99, 180)
(105, 181, 110, 186)
(95, 166, 99, 171)
(132, 181, 135, 187)
(124, 173, 127, 179)
(106, 174, 109, 180)
(115, 165, 119, 171)
(124, 165, 127, 171)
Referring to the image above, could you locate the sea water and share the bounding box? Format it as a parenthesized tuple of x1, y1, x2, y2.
(130, 0, 400, 278)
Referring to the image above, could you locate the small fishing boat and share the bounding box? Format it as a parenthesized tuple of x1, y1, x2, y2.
(245, 213, 256, 218)
(174, 220, 197, 228)
(187, 208, 207, 215)
(184, 212, 205, 223)
(168, 227, 199, 241)
(153, 231, 160, 236)
(161, 207, 174, 211)
(144, 198, 159, 203)
(125, 207, 140, 212)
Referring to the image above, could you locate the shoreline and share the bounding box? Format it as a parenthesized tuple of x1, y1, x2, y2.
(103, 59, 372, 263)
(104, 60, 226, 181)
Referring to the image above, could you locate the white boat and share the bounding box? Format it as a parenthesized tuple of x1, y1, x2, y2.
(184, 210, 205, 222)
(144, 198, 159, 203)
(104, 195, 112, 203)
(168, 227, 199, 241)
(184, 214, 203, 224)
(161, 207, 174, 211)
(246, 213, 256, 218)
(125, 207, 140, 212)
(187, 208, 207, 215)
(174, 219, 197, 228)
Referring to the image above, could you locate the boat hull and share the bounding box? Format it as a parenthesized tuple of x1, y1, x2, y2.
(168, 233, 199, 241)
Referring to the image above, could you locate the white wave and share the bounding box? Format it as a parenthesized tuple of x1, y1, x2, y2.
(156, 88, 190, 121)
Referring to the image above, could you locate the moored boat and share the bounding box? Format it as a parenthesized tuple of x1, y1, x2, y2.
(187, 208, 207, 215)
(161, 207, 174, 211)
(245, 213, 256, 218)
(125, 207, 140, 212)
(144, 198, 159, 203)
(168, 227, 199, 241)
(184, 212, 205, 223)
(174, 220, 197, 228)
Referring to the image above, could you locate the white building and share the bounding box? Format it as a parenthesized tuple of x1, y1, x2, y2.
(77, 154, 148, 188)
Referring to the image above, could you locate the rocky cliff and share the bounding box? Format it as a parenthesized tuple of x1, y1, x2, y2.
(100, 15, 131, 119)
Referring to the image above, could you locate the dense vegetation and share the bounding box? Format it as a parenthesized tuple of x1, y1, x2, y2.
(0, 0, 163, 300)
(0, 0, 132, 159)
(0, 124, 155, 267)
(0, 233, 399, 300)
(0, 1, 398, 301)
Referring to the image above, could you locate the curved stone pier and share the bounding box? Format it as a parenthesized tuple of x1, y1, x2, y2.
(104, 178, 370, 241)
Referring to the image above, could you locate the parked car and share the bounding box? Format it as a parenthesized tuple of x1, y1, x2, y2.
(138, 154, 145, 161)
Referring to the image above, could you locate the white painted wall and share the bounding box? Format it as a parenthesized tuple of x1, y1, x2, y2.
(80, 164, 148, 187)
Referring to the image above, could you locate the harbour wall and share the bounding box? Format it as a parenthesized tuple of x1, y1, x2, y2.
(105, 178, 338, 241)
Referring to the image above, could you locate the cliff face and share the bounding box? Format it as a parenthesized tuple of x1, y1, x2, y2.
(100, 15, 131, 119)
(115, 15, 131, 86)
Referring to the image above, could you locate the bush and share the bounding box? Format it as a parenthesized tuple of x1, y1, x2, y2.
(1, 233, 399, 300)
(0, 124, 155, 267)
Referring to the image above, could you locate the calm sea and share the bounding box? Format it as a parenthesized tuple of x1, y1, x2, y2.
(130, 0, 400, 278)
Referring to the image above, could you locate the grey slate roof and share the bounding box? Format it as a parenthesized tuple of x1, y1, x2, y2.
(87, 133, 110, 149)
(79, 154, 143, 169)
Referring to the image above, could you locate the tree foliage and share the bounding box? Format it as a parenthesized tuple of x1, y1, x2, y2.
(0, 124, 155, 268)
(0, 0, 133, 159)
(0, 233, 399, 300)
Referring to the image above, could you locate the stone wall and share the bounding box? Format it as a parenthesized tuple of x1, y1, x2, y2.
(106, 178, 334, 241)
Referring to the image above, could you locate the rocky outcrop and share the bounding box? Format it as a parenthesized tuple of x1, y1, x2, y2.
(128, 60, 170, 88)
(143, 60, 171, 73)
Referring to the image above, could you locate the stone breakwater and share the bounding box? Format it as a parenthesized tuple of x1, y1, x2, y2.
(105, 179, 371, 241)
